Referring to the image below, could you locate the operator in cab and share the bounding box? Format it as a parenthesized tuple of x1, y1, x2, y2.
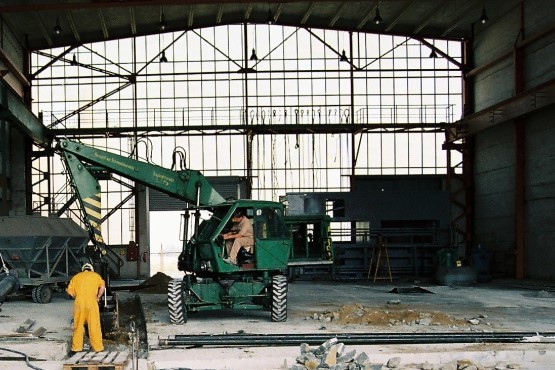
(221, 209, 254, 265)
(66, 263, 105, 354)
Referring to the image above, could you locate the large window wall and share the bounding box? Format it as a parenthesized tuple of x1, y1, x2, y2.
(30, 24, 462, 246)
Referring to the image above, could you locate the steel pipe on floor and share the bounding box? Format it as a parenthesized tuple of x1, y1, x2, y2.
(159, 332, 555, 347)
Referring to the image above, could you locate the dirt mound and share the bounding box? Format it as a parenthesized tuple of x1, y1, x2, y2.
(138, 271, 173, 294)
(308, 303, 467, 327)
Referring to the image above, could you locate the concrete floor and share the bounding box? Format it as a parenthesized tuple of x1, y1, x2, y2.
(0, 278, 554, 369)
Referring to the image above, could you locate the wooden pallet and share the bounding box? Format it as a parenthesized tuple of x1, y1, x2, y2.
(63, 351, 129, 370)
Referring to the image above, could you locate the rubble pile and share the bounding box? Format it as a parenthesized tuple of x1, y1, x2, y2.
(290, 337, 380, 370)
(306, 303, 468, 327)
(289, 338, 521, 370)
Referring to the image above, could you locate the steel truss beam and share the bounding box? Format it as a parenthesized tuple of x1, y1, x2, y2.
(51, 122, 450, 139)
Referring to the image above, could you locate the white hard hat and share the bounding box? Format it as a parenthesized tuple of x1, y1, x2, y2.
(82, 263, 94, 272)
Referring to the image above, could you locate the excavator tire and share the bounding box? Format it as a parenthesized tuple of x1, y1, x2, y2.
(270, 275, 287, 322)
(168, 279, 187, 324)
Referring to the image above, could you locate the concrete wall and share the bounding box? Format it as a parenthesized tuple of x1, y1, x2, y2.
(525, 105, 555, 279)
(473, 122, 516, 276)
(471, 0, 555, 279)
(473, 1, 555, 110)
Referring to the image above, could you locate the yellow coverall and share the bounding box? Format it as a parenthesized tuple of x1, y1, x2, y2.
(66, 270, 105, 352)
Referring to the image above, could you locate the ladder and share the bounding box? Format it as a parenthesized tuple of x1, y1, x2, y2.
(367, 234, 392, 282)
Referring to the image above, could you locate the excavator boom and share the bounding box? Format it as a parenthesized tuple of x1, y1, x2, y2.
(58, 139, 225, 206)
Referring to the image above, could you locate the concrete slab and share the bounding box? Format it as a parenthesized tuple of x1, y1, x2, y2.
(0, 279, 553, 369)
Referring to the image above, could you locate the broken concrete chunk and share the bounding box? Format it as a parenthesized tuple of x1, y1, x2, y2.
(439, 360, 457, 370)
(334, 364, 351, 370)
(467, 318, 480, 325)
(420, 361, 434, 370)
(334, 342, 345, 356)
(297, 351, 318, 364)
(418, 318, 432, 326)
(337, 349, 356, 363)
(386, 356, 401, 368)
(300, 343, 311, 354)
(323, 345, 338, 367)
(304, 358, 320, 369)
(16, 319, 36, 333)
(32, 326, 47, 337)
(354, 351, 369, 366)
(313, 337, 338, 356)
(462, 365, 478, 370)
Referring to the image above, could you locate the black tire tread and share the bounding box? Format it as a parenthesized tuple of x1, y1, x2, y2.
(168, 279, 187, 324)
(271, 275, 287, 322)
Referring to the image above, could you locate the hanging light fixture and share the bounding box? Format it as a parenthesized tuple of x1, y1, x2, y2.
(250, 48, 258, 61)
(340, 50, 349, 62)
(71, 54, 78, 66)
(373, 6, 383, 25)
(160, 50, 168, 63)
(159, 10, 167, 31)
(479, 7, 489, 24)
(53, 18, 62, 35)
(266, 8, 275, 25)
(429, 49, 438, 58)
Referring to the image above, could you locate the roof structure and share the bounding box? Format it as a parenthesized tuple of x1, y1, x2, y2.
(0, 0, 506, 51)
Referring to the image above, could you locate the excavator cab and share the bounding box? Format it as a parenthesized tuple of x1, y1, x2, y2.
(177, 201, 291, 275)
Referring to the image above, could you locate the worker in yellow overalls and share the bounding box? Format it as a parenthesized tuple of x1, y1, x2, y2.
(66, 263, 105, 353)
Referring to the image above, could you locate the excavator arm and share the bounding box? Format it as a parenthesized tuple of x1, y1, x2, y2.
(59, 148, 107, 255)
(57, 139, 226, 206)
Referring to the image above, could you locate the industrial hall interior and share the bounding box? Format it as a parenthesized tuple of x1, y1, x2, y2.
(0, 0, 554, 370)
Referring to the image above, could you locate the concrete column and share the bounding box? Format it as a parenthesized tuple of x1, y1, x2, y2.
(9, 128, 27, 215)
(135, 184, 150, 279)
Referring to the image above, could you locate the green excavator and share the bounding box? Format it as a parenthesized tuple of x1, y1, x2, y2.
(57, 139, 332, 324)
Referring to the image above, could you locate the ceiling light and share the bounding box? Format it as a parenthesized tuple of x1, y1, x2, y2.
(266, 8, 275, 25)
(479, 7, 489, 24)
(159, 51, 168, 63)
(71, 54, 78, 66)
(250, 48, 258, 61)
(53, 18, 62, 35)
(159, 12, 167, 31)
(340, 50, 349, 62)
(429, 49, 438, 58)
(373, 7, 383, 25)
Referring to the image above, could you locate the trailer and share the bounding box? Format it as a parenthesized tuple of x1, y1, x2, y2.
(0, 216, 88, 303)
